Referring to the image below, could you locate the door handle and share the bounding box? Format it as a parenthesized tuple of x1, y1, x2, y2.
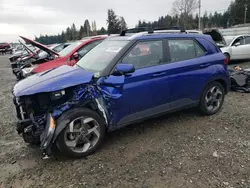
(200, 63, 211, 68)
(152, 72, 166, 77)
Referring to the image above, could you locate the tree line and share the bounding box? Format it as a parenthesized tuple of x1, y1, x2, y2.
(35, 0, 249, 45)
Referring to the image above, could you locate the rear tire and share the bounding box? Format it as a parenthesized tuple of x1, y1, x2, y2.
(55, 108, 106, 158)
(199, 82, 225, 115)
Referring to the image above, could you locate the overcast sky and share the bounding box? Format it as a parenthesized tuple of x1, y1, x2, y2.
(0, 0, 232, 42)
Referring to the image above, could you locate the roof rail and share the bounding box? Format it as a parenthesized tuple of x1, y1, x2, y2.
(154, 26, 186, 33)
(120, 26, 186, 36)
(120, 27, 149, 36)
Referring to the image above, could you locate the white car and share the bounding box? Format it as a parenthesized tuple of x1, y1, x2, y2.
(221, 35, 250, 61)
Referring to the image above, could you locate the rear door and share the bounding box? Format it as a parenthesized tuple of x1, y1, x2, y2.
(164, 38, 211, 104)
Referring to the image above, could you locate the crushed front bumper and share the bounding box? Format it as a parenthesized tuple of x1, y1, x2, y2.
(14, 97, 56, 158)
(16, 114, 56, 158)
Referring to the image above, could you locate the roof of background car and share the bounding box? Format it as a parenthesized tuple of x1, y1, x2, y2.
(81, 34, 116, 41)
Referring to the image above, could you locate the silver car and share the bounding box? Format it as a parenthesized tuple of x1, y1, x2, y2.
(221, 35, 250, 61)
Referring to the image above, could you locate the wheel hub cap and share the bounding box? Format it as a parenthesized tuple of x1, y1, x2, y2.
(64, 117, 101, 153)
(205, 86, 223, 112)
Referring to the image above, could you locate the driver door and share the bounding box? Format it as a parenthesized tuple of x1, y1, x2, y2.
(105, 40, 171, 127)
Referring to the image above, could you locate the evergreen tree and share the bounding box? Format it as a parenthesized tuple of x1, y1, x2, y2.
(71, 23, 77, 40)
(107, 9, 120, 34)
(118, 16, 127, 30)
(83, 19, 91, 37)
(97, 27, 107, 35)
(79, 26, 84, 39)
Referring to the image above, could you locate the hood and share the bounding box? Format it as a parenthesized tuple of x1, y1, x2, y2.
(18, 40, 37, 56)
(32, 56, 68, 73)
(203, 29, 226, 47)
(13, 65, 94, 97)
(20, 36, 59, 57)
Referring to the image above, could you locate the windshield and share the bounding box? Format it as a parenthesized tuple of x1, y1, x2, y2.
(38, 50, 48, 58)
(76, 40, 129, 72)
(59, 41, 82, 56)
(224, 36, 236, 46)
(38, 45, 56, 58)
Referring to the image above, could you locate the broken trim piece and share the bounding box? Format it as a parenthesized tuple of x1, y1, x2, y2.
(95, 98, 108, 125)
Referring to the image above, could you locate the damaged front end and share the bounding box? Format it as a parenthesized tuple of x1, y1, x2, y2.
(13, 72, 125, 158)
(13, 91, 66, 157)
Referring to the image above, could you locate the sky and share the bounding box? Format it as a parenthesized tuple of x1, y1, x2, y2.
(0, 0, 232, 42)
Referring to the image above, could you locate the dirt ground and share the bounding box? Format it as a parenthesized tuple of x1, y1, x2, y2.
(0, 55, 250, 188)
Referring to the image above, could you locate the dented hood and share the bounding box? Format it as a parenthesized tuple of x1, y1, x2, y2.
(13, 65, 94, 97)
(20, 36, 59, 56)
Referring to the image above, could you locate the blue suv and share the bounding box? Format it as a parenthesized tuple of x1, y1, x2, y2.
(13, 28, 230, 158)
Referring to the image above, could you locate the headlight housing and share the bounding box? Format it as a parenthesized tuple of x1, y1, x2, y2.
(22, 66, 37, 77)
(50, 90, 66, 100)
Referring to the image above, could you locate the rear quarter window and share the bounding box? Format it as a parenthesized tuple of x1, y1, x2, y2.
(197, 38, 220, 53)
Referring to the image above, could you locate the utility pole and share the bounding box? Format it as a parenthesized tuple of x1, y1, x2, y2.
(244, 3, 248, 25)
(198, 0, 201, 30)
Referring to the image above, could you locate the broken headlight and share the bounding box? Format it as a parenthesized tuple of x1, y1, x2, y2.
(22, 66, 36, 77)
(50, 90, 66, 100)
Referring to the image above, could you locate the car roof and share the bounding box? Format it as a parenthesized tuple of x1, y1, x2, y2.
(225, 35, 250, 38)
(106, 31, 212, 41)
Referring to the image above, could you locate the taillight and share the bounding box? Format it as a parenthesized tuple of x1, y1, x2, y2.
(224, 57, 229, 65)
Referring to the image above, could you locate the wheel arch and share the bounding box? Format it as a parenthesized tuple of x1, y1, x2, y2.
(223, 52, 230, 60)
(51, 102, 108, 144)
(201, 77, 230, 99)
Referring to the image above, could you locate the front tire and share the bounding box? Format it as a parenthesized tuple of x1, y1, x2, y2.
(55, 108, 106, 158)
(199, 82, 225, 115)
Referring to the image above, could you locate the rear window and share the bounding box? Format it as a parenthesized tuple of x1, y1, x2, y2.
(168, 39, 205, 62)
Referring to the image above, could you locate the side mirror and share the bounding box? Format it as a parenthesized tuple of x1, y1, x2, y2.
(72, 52, 79, 60)
(112, 64, 135, 76)
(234, 42, 240, 47)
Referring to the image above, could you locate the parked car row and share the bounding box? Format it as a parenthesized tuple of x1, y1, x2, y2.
(11, 27, 230, 159)
(11, 36, 106, 80)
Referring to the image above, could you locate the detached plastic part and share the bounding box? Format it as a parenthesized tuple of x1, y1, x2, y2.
(230, 66, 250, 93)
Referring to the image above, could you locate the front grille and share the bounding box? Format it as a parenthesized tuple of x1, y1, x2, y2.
(14, 97, 27, 120)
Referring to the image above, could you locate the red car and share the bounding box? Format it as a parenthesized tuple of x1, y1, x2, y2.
(21, 36, 106, 77)
(0, 42, 12, 54)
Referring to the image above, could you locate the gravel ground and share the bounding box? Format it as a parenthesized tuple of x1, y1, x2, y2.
(0, 55, 250, 188)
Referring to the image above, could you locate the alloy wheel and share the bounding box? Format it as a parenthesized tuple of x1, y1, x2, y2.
(64, 116, 101, 153)
(205, 86, 223, 112)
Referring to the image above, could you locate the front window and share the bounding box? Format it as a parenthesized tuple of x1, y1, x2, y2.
(121, 41, 163, 69)
(59, 41, 82, 57)
(76, 40, 129, 72)
(232, 36, 244, 46)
